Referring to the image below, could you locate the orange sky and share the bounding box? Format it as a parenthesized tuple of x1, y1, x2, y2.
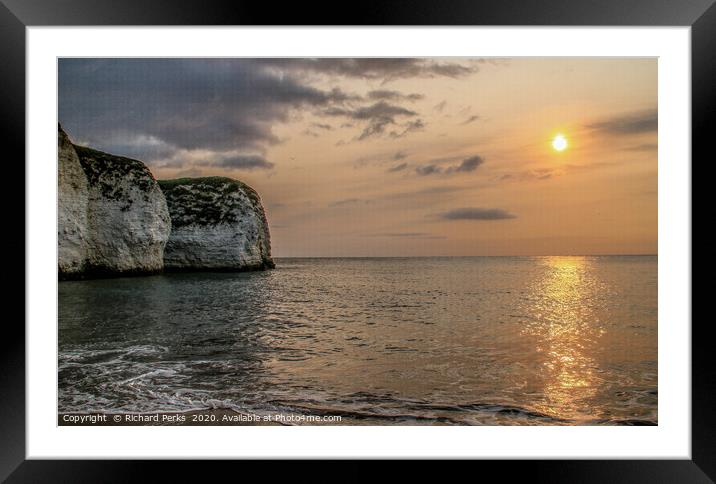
(61, 58, 657, 256)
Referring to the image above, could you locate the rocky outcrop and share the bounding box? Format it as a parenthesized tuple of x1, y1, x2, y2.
(58, 126, 171, 278)
(58, 125, 90, 276)
(158, 177, 274, 271)
(58, 126, 275, 278)
(75, 146, 171, 276)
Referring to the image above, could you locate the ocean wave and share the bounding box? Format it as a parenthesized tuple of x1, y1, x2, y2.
(264, 394, 572, 425)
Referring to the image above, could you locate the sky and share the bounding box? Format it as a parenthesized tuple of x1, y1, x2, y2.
(59, 58, 657, 257)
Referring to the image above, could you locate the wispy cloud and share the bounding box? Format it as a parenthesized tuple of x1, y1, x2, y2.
(367, 90, 424, 102)
(415, 155, 485, 176)
(438, 207, 516, 220)
(382, 185, 467, 202)
(586, 109, 657, 135)
(323, 101, 417, 122)
(264, 58, 478, 82)
(445, 155, 484, 173)
(387, 162, 408, 173)
(210, 154, 275, 170)
(329, 198, 371, 207)
(625, 142, 658, 152)
(366, 232, 447, 239)
(389, 119, 425, 139)
(323, 101, 419, 141)
(499, 168, 554, 182)
(416, 164, 442, 176)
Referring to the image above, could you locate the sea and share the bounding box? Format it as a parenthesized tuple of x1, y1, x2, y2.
(58, 256, 658, 425)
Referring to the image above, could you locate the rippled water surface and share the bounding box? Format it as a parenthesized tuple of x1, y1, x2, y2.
(59, 256, 657, 425)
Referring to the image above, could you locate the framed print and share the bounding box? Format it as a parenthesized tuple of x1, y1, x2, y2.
(6, 0, 712, 478)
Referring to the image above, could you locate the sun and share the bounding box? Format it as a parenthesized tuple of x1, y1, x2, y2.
(552, 134, 568, 152)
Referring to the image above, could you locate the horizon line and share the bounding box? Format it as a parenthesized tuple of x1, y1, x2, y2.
(272, 254, 658, 258)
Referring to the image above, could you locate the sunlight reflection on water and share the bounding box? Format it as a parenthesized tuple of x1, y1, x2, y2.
(522, 257, 607, 420)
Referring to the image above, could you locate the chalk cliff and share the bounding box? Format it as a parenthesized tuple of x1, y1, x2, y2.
(58, 125, 90, 276)
(58, 126, 171, 278)
(75, 145, 171, 276)
(158, 177, 274, 271)
(58, 126, 274, 277)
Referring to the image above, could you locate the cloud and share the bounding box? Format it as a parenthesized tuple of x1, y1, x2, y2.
(586, 109, 657, 135)
(366, 232, 446, 239)
(324, 101, 417, 120)
(461, 115, 480, 125)
(417, 155, 485, 176)
(367, 90, 424, 102)
(358, 121, 393, 140)
(433, 100, 447, 113)
(499, 169, 553, 181)
(380, 185, 468, 204)
(415, 164, 442, 176)
(389, 119, 425, 139)
(625, 143, 658, 152)
(59, 58, 358, 166)
(58, 58, 481, 170)
(445, 155, 484, 173)
(323, 101, 419, 140)
(438, 207, 516, 220)
(80, 134, 177, 161)
(261, 58, 478, 82)
(351, 150, 412, 170)
(563, 162, 619, 172)
(212, 154, 275, 170)
(387, 162, 408, 172)
(329, 198, 369, 207)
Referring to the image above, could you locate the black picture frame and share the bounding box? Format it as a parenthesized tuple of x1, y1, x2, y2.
(5, 0, 710, 478)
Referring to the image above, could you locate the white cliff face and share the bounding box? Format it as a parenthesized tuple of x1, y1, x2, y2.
(159, 177, 274, 271)
(58, 126, 274, 278)
(58, 125, 90, 276)
(74, 145, 171, 275)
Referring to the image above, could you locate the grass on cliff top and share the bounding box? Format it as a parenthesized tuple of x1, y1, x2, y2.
(158, 176, 262, 228)
(73, 145, 154, 179)
(158, 176, 259, 198)
(73, 144, 156, 200)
